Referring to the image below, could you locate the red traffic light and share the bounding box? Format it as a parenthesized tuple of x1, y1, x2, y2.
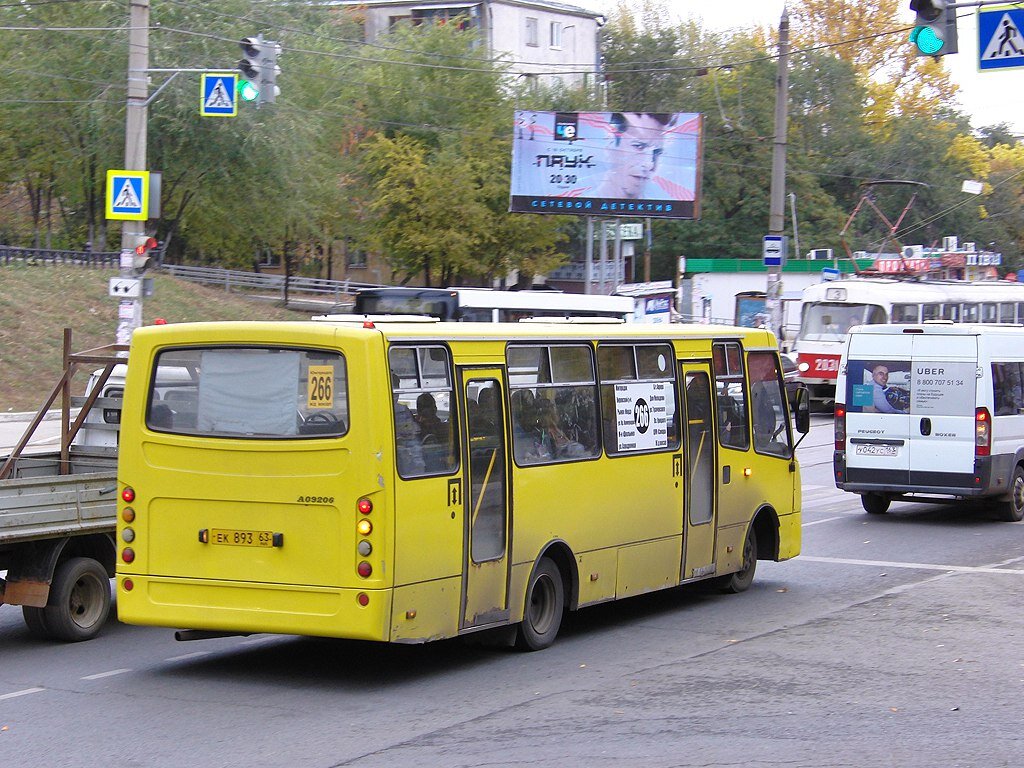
(134, 236, 158, 256)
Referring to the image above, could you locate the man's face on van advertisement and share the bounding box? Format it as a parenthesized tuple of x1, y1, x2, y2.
(872, 366, 889, 387)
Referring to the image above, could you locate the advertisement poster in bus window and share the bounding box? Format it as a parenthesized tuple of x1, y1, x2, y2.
(510, 111, 703, 219)
(614, 381, 669, 450)
(847, 360, 911, 414)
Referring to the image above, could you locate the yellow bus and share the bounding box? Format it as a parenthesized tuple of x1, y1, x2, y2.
(115, 318, 809, 650)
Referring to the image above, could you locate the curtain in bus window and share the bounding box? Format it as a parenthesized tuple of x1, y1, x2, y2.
(198, 350, 299, 435)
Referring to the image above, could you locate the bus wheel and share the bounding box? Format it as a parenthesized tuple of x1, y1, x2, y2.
(717, 526, 758, 594)
(43, 558, 111, 642)
(998, 466, 1024, 523)
(515, 558, 565, 652)
(22, 606, 52, 640)
(861, 494, 890, 515)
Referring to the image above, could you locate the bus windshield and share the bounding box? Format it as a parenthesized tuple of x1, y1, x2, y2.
(798, 302, 884, 342)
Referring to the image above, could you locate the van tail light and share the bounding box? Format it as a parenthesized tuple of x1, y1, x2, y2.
(834, 404, 846, 450)
(975, 407, 991, 457)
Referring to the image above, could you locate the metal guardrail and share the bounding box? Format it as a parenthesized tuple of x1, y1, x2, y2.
(0, 245, 119, 267)
(161, 264, 382, 301)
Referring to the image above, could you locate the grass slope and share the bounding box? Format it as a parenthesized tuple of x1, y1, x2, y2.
(0, 264, 313, 412)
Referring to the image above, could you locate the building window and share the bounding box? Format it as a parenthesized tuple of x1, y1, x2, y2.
(525, 17, 538, 47)
(388, 15, 411, 30)
(344, 239, 367, 269)
(550, 21, 562, 48)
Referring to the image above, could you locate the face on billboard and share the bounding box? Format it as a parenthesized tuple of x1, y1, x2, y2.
(509, 111, 702, 219)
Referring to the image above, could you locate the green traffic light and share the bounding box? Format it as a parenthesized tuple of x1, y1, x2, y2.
(910, 25, 943, 55)
(238, 79, 259, 102)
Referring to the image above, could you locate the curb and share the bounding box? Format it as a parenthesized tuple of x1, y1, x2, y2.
(0, 410, 65, 424)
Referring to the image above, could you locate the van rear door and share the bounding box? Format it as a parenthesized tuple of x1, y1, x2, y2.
(907, 334, 978, 489)
(844, 333, 914, 486)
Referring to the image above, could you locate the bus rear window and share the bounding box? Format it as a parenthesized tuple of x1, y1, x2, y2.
(146, 347, 348, 438)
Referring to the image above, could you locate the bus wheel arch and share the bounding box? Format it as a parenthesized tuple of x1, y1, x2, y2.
(751, 505, 780, 560)
(515, 544, 574, 652)
(715, 506, 777, 595)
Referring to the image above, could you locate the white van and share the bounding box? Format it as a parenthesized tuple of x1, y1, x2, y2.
(833, 323, 1024, 521)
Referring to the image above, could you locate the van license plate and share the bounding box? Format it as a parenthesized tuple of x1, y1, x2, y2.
(855, 444, 898, 457)
(211, 528, 274, 547)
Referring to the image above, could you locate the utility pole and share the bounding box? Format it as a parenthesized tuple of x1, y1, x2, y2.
(116, 0, 150, 346)
(766, 6, 790, 343)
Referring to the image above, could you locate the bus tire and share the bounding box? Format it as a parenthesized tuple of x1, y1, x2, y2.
(998, 465, 1024, 522)
(43, 557, 111, 642)
(515, 558, 565, 652)
(716, 525, 757, 594)
(861, 493, 890, 515)
(22, 606, 52, 640)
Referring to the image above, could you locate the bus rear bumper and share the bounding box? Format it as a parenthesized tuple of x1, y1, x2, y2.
(116, 575, 393, 642)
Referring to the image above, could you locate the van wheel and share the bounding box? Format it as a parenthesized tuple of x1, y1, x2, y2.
(862, 494, 890, 515)
(716, 525, 758, 594)
(43, 558, 111, 642)
(515, 558, 564, 652)
(998, 466, 1024, 522)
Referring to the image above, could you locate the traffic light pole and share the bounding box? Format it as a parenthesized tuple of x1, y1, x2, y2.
(766, 6, 790, 344)
(117, 0, 150, 346)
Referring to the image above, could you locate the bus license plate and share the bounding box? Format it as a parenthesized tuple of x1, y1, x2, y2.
(855, 444, 898, 457)
(211, 528, 274, 547)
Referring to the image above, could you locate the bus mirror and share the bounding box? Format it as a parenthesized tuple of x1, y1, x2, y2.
(794, 387, 811, 434)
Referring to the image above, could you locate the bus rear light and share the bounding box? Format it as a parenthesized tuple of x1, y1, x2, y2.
(357, 561, 372, 578)
(121, 547, 136, 563)
(121, 486, 135, 503)
(357, 519, 373, 536)
(122, 507, 136, 523)
(122, 579, 134, 592)
(122, 527, 135, 543)
(358, 540, 372, 556)
(976, 407, 991, 457)
(357, 592, 369, 606)
(357, 498, 373, 514)
(834, 404, 847, 450)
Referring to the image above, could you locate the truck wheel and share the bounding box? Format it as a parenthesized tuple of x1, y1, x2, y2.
(715, 525, 758, 594)
(22, 606, 52, 640)
(515, 558, 565, 652)
(998, 466, 1024, 523)
(861, 494, 890, 515)
(43, 557, 111, 642)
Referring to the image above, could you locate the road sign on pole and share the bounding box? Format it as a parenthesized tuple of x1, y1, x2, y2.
(106, 170, 149, 221)
(979, 5, 1024, 70)
(201, 73, 237, 117)
(763, 234, 786, 267)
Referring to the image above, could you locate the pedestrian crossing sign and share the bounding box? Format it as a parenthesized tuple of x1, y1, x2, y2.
(201, 73, 238, 117)
(979, 6, 1024, 70)
(105, 170, 149, 221)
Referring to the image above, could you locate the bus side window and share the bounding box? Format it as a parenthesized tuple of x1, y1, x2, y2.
(747, 352, 790, 457)
(712, 342, 749, 450)
(389, 346, 458, 478)
(993, 362, 1024, 416)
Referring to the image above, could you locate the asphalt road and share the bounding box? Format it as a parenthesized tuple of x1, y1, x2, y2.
(1, 414, 1022, 767)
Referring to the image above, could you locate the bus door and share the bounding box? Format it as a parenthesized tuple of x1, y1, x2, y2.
(459, 370, 510, 629)
(680, 362, 717, 580)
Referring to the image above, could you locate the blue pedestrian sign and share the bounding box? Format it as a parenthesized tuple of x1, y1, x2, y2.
(979, 6, 1024, 71)
(105, 170, 149, 221)
(201, 73, 237, 117)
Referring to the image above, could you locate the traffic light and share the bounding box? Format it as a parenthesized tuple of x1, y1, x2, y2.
(237, 35, 282, 105)
(909, 0, 958, 57)
(131, 236, 159, 274)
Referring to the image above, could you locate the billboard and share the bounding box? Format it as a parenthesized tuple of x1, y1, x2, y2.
(510, 111, 703, 219)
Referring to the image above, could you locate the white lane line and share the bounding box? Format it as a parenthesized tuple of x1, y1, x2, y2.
(803, 515, 848, 526)
(80, 668, 131, 680)
(165, 651, 211, 662)
(0, 687, 45, 700)
(801, 555, 1024, 575)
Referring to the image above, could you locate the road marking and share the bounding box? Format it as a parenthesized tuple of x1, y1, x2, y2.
(801, 555, 1024, 575)
(81, 668, 131, 680)
(165, 651, 210, 662)
(803, 515, 848, 526)
(0, 687, 45, 700)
